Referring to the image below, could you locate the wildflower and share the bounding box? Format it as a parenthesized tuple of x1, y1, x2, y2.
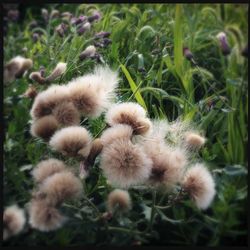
(95, 31, 111, 39)
(4, 56, 33, 83)
(41, 8, 49, 21)
(32, 158, 66, 184)
(3, 205, 25, 240)
(79, 45, 96, 60)
(241, 43, 248, 58)
(22, 85, 37, 99)
(88, 10, 101, 23)
(77, 22, 91, 35)
(103, 38, 112, 46)
(75, 15, 87, 25)
(32, 32, 39, 42)
(52, 101, 80, 126)
(39, 65, 46, 77)
(61, 12, 73, 21)
(7, 9, 19, 21)
(100, 138, 153, 188)
(105, 102, 152, 135)
(55, 23, 68, 37)
(184, 132, 206, 149)
(28, 199, 66, 232)
(183, 47, 197, 65)
(30, 85, 69, 119)
(107, 189, 131, 213)
(30, 115, 59, 140)
(67, 66, 118, 117)
(182, 163, 216, 210)
(45, 62, 67, 82)
(100, 124, 133, 145)
(49, 126, 92, 158)
(50, 9, 60, 19)
(40, 171, 83, 205)
(216, 32, 231, 56)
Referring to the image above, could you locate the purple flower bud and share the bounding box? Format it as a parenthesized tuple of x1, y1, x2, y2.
(70, 17, 77, 24)
(79, 45, 96, 60)
(55, 23, 67, 37)
(216, 32, 231, 56)
(88, 11, 101, 23)
(95, 31, 111, 39)
(241, 43, 248, 58)
(32, 33, 39, 42)
(94, 41, 104, 48)
(103, 38, 112, 46)
(183, 47, 194, 60)
(41, 8, 49, 21)
(39, 66, 46, 77)
(7, 9, 19, 21)
(75, 15, 87, 25)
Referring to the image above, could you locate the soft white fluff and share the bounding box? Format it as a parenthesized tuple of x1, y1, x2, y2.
(182, 163, 216, 210)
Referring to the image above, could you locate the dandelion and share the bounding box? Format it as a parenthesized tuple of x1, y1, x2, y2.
(105, 102, 152, 135)
(216, 32, 231, 56)
(52, 101, 80, 126)
(49, 126, 92, 158)
(100, 124, 133, 145)
(107, 189, 131, 213)
(30, 85, 69, 119)
(100, 138, 152, 188)
(30, 115, 59, 140)
(3, 205, 26, 240)
(40, 171, 83, 205)
(32, 158, 67, 184)
(184, 132, 206, 149)
(79, 45, 96, 60)
(28, 199, 66, 232)
(22, 85, 37, 99)
(67, 66, 118, 117)
(181, 163, 216, 210)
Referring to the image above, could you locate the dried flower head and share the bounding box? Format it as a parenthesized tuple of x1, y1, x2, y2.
(30, 115, 59, 140)
(3, 205, 26, 240)
(79, 45, 96, 60)
(100, 138, 152, 188)
(40, 171, 83, 205)
(32, 158, 67, 184)
(107, 189, 131, 213)
(100, 124, 133, 145)
(67, 66, 118, 117)
(184, 132, 206, 149)
(49, 126, 92, 157)
(28, 199, 65, 232)
(105, 102, 151, 135)
(22, 85, 37, 99)
(52, 101, 80, 126)
(182, 163, 216, 210)
(30, 85, 69, 119)
(46, 62, 67, 82)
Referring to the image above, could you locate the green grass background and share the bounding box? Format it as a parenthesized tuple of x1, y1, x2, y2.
(3, 3, 248, 246)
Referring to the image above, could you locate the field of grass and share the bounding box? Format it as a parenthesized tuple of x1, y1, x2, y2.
(3, 3, 248, 246)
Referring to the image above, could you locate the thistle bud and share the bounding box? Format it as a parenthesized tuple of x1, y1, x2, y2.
(39, 66, 46, 77)
(55, 23, 67, 37)
(50, 9, 60, 19)
(77, 22, 90, 35)
(41, 8, 49, 21)
(79, 45, 96, 60)
(70, 17, 77, 25)
(95, 31, 111, 39)
(103, 38, 112, 47)
(183, 47, 194, 61)
(22, 85, 37, 99)
(88, 11, 101, 23)
(216, 32, 231, 56)
(29, 72, 46, 84)
(32, 33, 39, 43)
(75, 15, 87, 25)
(45, 62, 67, 82)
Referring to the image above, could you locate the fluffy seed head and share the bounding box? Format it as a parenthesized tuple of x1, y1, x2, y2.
(67, 66, 118, 117)
(46, 62, 67, 82)
(30, 85, 70, 120)
(100, 138, 152, 188)
(29, 72, 46, 84)
(32, 158, 66, 183)
(100, 124, 133, 145)
(105, 102, 151, 135)
(30, 115, 59, 140)
(184, 132, 206, 149)
(107, 189, 131, 213)
(3, 205, 26, 240)
(182, 163, 216, 210)
(52, 101, 80, 126)
(40, 171, 83, 205)
(28, 199, 65, 232)
(49, 126, 92, 157)
(79, 45, 96, 60)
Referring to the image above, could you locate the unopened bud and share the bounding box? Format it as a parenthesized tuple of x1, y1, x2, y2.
(216, 32, 231, 56)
